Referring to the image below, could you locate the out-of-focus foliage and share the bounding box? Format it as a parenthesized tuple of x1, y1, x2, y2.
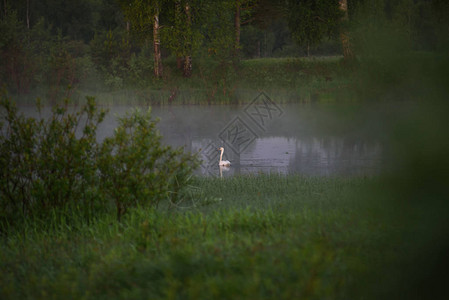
(349, 0, 449, 102)
(342, 3, 449, 298)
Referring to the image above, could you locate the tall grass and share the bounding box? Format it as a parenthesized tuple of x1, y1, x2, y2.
(0, 175, 409, 300)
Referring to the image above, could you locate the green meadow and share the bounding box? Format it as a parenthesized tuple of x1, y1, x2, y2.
(2, 174, 445, 300)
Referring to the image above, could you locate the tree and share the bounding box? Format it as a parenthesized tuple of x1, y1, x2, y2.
(120, 0, 163, 78)
(199, 0, 234, 60)
(1, 0, 110, 42)
(287, 0, 342, 56)
(0, 10, 30, 93)
(163, 0, 229, 77)
(162, 0, 198, 77)
(153, 3, 163, 78)
(233, 0, 260, 58)
(240, 0, 286, 58)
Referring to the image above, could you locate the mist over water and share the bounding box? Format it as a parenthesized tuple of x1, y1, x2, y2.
(70, 102, 383, 177)
(17, 102, 383, 177)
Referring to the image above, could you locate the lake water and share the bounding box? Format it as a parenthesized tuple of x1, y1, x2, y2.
(16, 96, 383, 177)
(91, 100, 383, 177)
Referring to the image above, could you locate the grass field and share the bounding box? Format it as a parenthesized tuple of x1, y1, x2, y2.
(2, 174, 443, 300)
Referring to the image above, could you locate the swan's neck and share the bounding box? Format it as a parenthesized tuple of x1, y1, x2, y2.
(219, 149, 224, 163)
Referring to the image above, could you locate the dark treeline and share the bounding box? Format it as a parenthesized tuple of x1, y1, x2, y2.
(0, 0, 447, 96)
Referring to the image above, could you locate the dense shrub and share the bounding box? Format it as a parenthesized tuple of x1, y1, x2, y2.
(98, 107, 199, 220)
(0, 93, 199, 230)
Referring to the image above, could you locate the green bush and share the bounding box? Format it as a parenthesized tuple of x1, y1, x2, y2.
(0, 93, 199, 230)
(0, 95, 105, 227)
(98, 107, 199, 220)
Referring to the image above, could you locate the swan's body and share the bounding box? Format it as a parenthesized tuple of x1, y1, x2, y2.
(218, 147, 231, 166)
(219, 164, 230, 178)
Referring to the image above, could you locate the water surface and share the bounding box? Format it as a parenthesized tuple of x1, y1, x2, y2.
(95, 103, 383, 177)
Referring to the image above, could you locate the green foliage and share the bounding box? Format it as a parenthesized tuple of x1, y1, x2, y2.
(287, 0, 343, 48)
(1, 0, 447, 100)
(0, 93, 199, 228)
(119, 0, 159, 41)
(0, 94, 106, 226)
(1, 0, 114, 42)
(89, 29, 132, 89)
(0, 11, 32, 94)
(196, 0, 235, 61)
(0, 12, 91, 96)
(126, 44, 155, 87)
(88, 26, 156, 89)
(98, 107, 200, 220)
(161, 0, 202, 59)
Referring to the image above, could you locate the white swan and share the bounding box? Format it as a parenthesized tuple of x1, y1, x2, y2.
(219, 165, 230, 178)
(218, 147, 231, 166)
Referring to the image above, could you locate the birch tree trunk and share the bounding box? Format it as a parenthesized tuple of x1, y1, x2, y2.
(153, 8, 163, 78)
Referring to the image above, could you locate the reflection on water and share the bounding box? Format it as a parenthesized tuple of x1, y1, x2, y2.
(18, 102, 383, 177)
(105, 103, 382, 177)
(195, 136, 381, 177)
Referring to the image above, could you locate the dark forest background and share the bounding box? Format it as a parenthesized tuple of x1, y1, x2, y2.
(1, 0, 448, 98)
